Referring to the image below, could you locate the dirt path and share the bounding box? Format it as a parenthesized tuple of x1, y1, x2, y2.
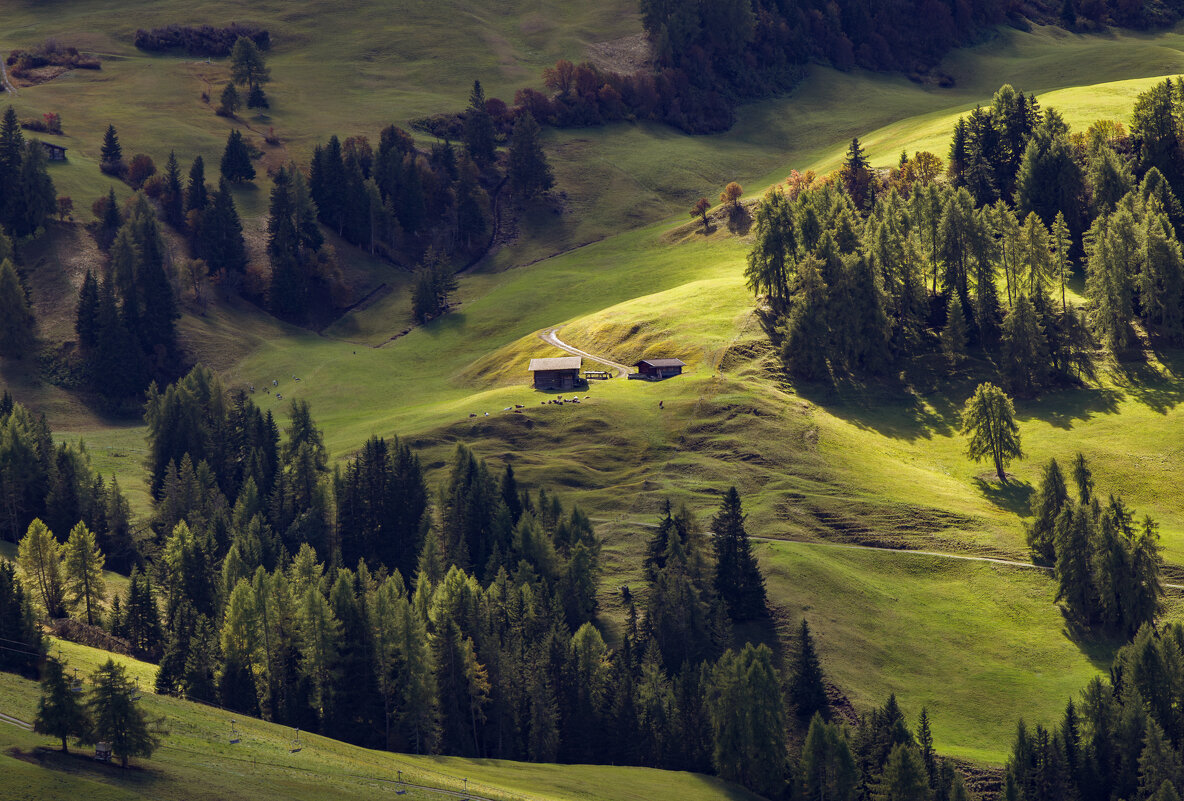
(590, 517, 1184, 589)
(1, 58, 18, 96)
(0, 711, 32, 731)
(539, 327, 630, 377)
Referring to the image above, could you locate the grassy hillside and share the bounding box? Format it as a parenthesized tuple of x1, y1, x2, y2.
(4, 2, 1184, 772)
(0, 642, 761, 801)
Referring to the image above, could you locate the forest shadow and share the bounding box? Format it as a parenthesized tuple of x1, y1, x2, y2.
(1115, 347, 1184, 414)
(1060, 614, 1127, 671)
(1014, 383, 1124, 430)
(973, 475, 1034, 515)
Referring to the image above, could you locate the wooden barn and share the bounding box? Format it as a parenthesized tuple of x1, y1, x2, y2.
(635, 358, 685, 379)
(529, 356, 583, 390)
(41, 142, 67, 161)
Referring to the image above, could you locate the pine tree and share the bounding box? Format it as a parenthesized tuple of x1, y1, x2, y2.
(63, 521, 107, 626)
(220, 130, 255, 183)
(711, 487, 767, 620)
(507, 112, 554, 200)
(85, 658, 158, 767)
(0, 258, 33, 357)
(790, 619, 829, 723)
(34, 658, 91, 752)
(961, 382, 1023, 481)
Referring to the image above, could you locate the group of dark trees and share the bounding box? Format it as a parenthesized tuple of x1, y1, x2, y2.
(0, 106, 56, 240)
(747, 82, 1184, 395)
(218, 36, 272, 114)
(133, 24, 270, 57)
(76, 193, 181, 398)
(1003, 623, 1184, 801)
(0, 393, 138, 569)
(1027, 454, 1162, 636)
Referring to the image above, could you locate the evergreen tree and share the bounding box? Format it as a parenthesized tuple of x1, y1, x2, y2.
(15, 139, 56, 237)
(1000, 293, 1050, 397)
(1028, 459, 1069, 565)
(0, 560, 44, 676)
(218, 82, 241, 117)
(0, 106, 24, 230)
(463, 80, 497, 167)
(507, 112, 554, 200)
(85, 658, 159, 767)
(961, 382, 1023, 481)
(842, 137, 874, 210)
(220, 130, 255, 183)
(100, 124, 123, 170)
(1072, 451, 1093, 504)
(161, 151, 185, 228)
(711, 487, 767, 620)
(941, 293, 969, 364)
(779, 254, 830, 380)
(124, 568, 163, 660)
(185, 156, 209, 214)
(76, 269, 100, 348)
(790, 619, 829, 723)
(879, 743, 934, 801)
(34, 658, 91, 752)
(0, 258, 33, 357)
(63, 521, 106, 626)
(802, 715, 860, 801)
(200, 178, 249, 275)
(706, 643, 788, 798)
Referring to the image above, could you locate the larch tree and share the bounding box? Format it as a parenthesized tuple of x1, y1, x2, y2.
(707, 643, 787, 798)
(85, 658, 159, 767)
(720, 181, 743, 209)
(692, 197, 711, 230)
(230, 36, 270, 97)
(64, 521, 107, 626)
(961, 382, 1023, 481)
(879, 743, 933, 801)
(802, 715, 859, 801)
(34, 658, 91, 752)
(18, 518, 66, 618)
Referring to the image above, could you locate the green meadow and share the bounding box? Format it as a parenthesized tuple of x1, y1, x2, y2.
(2, 0, 1184, 776)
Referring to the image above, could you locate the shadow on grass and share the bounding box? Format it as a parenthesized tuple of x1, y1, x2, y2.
(1059, 613, 1127, 671)
(1115, 346, 1184, 414)
(11, 745, 162, 788)
(1014, 383, 1124, 430)
(973, 475, 1034, 516)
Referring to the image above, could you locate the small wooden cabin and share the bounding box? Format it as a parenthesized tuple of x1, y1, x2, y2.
(635, 358, 685, 379)
(529, 356, 583, 390)
(41, 142, 67, 161)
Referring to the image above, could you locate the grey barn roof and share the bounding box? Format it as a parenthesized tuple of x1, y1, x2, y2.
(637, 358, 686, 368)
(528, 356, 582, 371)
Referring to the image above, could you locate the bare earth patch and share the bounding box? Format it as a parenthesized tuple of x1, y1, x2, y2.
(586, 33, 652, 75)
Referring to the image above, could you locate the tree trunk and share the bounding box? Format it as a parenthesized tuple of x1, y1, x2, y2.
(61, 736, 68, 753)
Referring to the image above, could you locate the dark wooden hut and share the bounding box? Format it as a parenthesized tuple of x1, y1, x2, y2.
(529, 356, 583, 390)
(635, 358, 685, 379)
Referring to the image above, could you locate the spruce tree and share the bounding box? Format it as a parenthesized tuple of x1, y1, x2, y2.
(463, 80, 497, 167)
(218, 82, 241, 117)
(507, 112, 554, 200)
(1071, 452, 1093, 504)
(162, 151, 185, 228)
(76, 269, 100, 348)
(201, 178, 249, 275)
(185, 155, 209, 213)
(779, 254, 830, 380)
(706, 643, 788, 798)
(711, 487, 768, 621)
(802, 715, 859, 801)
(86, 658, 158, 767)
(100, 124, 123, 170)
(1028, 459, 1069, 566)
(34, 658, 91, 752)
(0, 258, 33, 357)
(15, 139, 56, 237)
(790, 619, 829, 723)
(879, 743, 934, 801)
(64, 521, 106, 626)
(1000, 293, 1050, 397)
(0, 106, 23, 230)
(220, 130, 255, 183)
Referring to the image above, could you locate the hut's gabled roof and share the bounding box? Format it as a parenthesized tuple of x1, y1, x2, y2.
(528, 356, 582, 371)
(637, 358, 686, 368)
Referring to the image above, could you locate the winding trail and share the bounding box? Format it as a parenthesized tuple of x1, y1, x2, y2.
(538, 327, 630, 377)
(590, 517, 1184, 589)
(0, 58, 18, 96)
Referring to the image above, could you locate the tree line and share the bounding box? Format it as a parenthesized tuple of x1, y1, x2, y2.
(747, 82, 1184, 395)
